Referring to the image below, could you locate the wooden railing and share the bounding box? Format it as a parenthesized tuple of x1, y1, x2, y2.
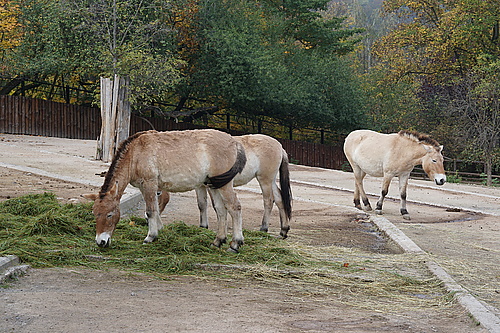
(0, 95, 347, 170)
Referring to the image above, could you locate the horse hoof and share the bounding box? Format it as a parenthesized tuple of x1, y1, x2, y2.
(259, 227, 268, 233)
(402, 214, 411, 220)
(228, 240, 243, 253)
(375, 210, 382, 215)
(280, 227, 290, 239)
(365, 207, 373, 212)
(212, 238, 226, 248)
(143, 236, 156, 244)
(227, 246, 239, 254)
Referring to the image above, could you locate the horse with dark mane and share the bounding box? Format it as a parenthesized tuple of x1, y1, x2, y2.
(344, 129, 446, 220)
(84, 129, 247, 252)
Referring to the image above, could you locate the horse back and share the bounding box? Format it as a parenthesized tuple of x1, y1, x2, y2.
(344, 130, 400, 177)
(130, 129, 244, 192)
(234, 134, 283, 185)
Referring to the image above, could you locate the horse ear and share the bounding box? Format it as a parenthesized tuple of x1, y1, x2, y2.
(81, 193, 99, 201)
(439, 145, 444, 153)
(422, 144, 433, 153)
(108, 181, 119, 197)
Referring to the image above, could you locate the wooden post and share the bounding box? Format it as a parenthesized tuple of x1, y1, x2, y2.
(97, 75, 131, 162)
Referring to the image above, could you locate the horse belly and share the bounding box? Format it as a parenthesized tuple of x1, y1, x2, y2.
(351, 147, 385, 177)
(233, 153, 259, 186)
(355, 158, 385, 177)
(158, 166, 207, 192)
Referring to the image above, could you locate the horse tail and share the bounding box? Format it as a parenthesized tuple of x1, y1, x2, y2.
(279, 149, 292, 220)
(206, 142, 247, 189)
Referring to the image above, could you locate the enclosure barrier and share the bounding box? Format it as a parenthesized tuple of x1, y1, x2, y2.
(0, 95, 346, 170)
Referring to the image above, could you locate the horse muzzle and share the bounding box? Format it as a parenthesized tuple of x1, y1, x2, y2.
(434, 174, 446, 186)
(96, 232, 112, 248)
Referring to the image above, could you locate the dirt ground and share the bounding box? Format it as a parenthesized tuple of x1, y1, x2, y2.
(0, 167, 494, 333)
(0, 134, 498, 332)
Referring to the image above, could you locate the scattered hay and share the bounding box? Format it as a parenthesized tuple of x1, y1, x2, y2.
(0, 193, 457, 313)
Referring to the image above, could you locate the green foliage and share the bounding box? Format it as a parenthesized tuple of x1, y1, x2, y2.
(3, 0, 366, 132)
(480, 173, 499, 187)
(189, 0, 366, 130)
(446, 172, 462, 184)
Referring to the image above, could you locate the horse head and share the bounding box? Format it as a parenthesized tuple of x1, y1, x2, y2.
(421, 145, 446, 186)
(82, 181, 121, 248)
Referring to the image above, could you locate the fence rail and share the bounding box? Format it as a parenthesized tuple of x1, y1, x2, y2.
(0, 95, 347, 170)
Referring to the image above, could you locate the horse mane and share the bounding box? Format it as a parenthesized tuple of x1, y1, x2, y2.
(398, 130, 440, 147)
(99, 130, 155, 198)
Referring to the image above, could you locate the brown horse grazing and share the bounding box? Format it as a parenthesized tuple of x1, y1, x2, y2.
(83, 129, 247, 252)
(195, 134, 292, 238)
(344, 130, 446, 220)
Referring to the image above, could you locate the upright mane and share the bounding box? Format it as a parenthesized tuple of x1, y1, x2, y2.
(99, 130, 156, 198)
(398, 130, 440, 147)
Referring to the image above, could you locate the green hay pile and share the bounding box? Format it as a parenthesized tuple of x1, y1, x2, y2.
(0, 193, 455, 312)
(0, 193, 303, 273)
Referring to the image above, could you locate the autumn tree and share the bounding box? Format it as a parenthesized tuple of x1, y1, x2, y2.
(1, 0, 183, 106)
(0, 0, 21, 61)
(365, 0, 500, 181)
(447, 62, 500, 185)
(374, 0, 500, 81)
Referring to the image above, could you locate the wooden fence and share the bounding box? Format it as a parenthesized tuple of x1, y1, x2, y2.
(0, 95, 347, 169)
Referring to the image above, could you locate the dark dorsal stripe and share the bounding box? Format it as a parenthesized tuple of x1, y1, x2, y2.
(99, 130, 155, 198)
(398, 130, 440, 147)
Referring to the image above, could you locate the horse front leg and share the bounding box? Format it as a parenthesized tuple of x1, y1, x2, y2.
(398, 174, 411, 220)
(375, 176, 392, 215)
(195, 187, 209, 228)
(141, 184, 163, 244)
(157, 190, 170, 215)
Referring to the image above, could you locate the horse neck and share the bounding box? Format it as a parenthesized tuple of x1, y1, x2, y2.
(106, 157, 133, 200)
(410, 143, 429, 165)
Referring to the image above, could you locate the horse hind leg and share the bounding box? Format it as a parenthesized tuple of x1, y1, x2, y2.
(271, 180, 290, 239)
(207, 188, 228, 248)
(353, 167, 371, 211)
(211, 186, 244, 253)
(256, 177, 274, 233)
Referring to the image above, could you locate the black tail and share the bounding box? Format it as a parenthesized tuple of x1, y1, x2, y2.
(279, 150, 292, 220)
(206, 142, 246, 189)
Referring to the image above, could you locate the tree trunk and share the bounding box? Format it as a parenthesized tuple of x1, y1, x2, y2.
(96, 75, 131, 162)
(485, 155, 493, 186)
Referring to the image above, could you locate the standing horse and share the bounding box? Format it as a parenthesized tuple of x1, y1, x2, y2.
(195, 134, 292, 238)
(344, 130, 446, 220)
(83, 129, 247, 252)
